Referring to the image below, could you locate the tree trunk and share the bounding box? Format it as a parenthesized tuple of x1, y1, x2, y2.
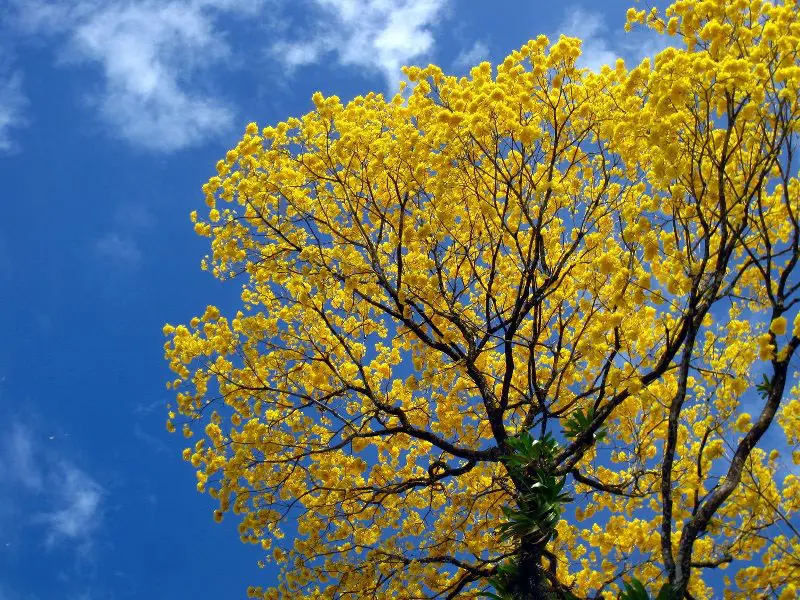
(514, 540, 556, 599)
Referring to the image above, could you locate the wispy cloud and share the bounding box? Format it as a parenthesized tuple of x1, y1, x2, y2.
(0, 420, 104, 553)
(0, 70, 27, 153)
(2, 422, 44, 491)
(271, 0, 449, 90)
(557, 9, 617, 72)
(92, 204, 154, 268)
(11, 0, 263, 152)
(452, 40, 489, 72)
(38, 464, 103, 548)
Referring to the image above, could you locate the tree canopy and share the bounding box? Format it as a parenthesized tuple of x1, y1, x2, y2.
(163, 0, 800, 597)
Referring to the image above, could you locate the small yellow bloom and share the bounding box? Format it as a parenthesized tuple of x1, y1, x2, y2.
(734, 413, 751, 433)
(626, 378, 643, 394)
(779, 584, 797, 600)
(770, 316, 787, 336)
(597, 254, 615, 275)
(609, 312, 624, 328)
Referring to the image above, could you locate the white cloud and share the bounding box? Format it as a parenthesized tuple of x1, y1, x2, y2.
(1, 422, 44, 491)
(7, 0, 447, 146)
(557, 9, 617, 72)
(11, 0, 263, 151)
(271, 0, 449, 90)
(271, 40, 323, 70)
(39, 464, 103, 547)
(0, 71, 27, 153)
(0, 420, 104, 552)
(453, 40, 489, 72)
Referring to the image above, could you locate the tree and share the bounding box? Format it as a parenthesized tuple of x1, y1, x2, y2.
(163, 0, 800, 597)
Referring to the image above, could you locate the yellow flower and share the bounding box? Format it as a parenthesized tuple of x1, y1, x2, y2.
(770, 316, 788, 336)
(779, 585, 797, 600)
(597, 254, 616, 274)
(734, 413, 752, 433)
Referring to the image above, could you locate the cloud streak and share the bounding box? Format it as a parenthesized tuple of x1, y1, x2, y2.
(2, 422, 44, 491)
(0, 70, 27, 153)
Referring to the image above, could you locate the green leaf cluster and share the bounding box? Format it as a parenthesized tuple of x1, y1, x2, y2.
(487, 432, 576, 599)
(562, 406, 607, 443)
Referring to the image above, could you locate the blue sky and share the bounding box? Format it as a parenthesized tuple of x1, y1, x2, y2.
(0, 1, 666, 598)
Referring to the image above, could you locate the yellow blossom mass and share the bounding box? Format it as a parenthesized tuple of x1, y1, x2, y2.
(164, 1, 800, 598)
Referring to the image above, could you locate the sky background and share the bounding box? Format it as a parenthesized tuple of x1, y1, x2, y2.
(0, 1, 668, 598)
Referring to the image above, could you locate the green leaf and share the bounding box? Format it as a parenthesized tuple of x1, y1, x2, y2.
(618, 579, 674, 600)
(619, 578, 649, 600)
(563, 407, 608, 443)
(655, 583, 675, 600)
(756, 373, 772, 398)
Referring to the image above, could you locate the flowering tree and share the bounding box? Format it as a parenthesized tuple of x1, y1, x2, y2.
(163, 0, 800, 597)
